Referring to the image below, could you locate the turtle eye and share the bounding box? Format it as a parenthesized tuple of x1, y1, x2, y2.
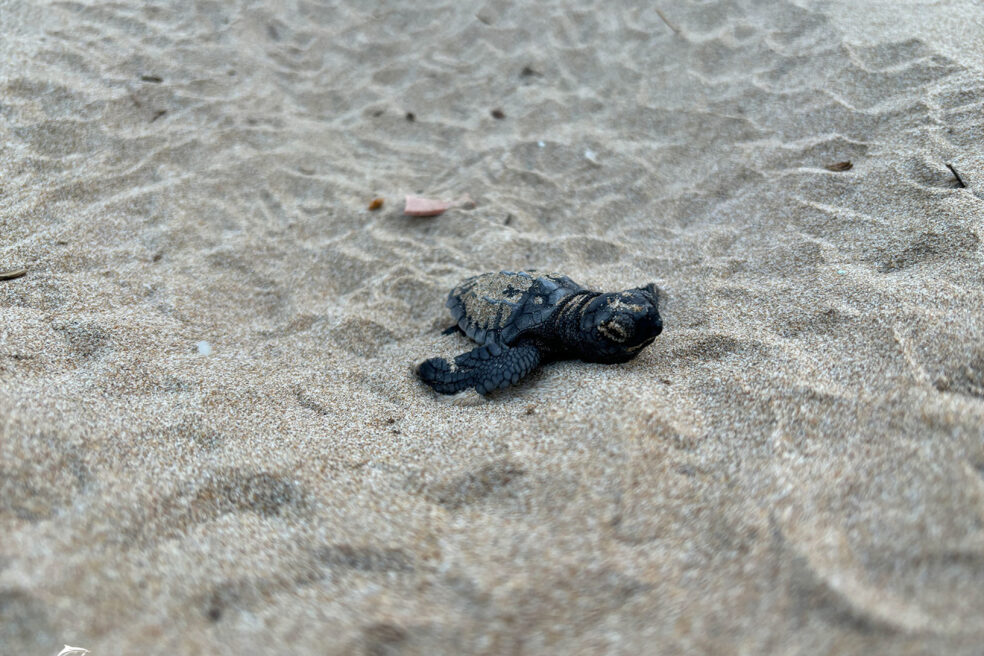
(598, 319, 628, 342)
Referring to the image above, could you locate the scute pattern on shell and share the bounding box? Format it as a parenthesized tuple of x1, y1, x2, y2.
(447, 270, 584, 345)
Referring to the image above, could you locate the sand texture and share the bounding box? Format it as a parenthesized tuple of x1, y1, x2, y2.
(2, 1, 984, 654)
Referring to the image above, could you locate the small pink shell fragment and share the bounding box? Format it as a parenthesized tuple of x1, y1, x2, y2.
(404, 195, 451, 217)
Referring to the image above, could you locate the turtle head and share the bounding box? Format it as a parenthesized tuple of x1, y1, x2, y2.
(579, 284, 663, 363)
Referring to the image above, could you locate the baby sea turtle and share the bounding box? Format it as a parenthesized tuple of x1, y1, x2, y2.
(417, 270, 663, 395)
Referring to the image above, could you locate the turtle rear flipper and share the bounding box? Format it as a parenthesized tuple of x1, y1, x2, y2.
(417, 342, 542, 395)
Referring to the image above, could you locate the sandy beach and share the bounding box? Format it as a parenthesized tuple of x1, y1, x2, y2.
(2, 1, 984, 653)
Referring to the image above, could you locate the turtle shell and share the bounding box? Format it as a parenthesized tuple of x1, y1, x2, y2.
(447, 270, 584, 345)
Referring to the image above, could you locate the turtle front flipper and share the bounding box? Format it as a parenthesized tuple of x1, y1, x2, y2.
(417, 341, 542, 395)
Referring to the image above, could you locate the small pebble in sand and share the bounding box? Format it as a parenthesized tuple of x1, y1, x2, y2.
(537, 141, 545, 148)
(197, 341, 212, 355)
(491, 108, 505, 119)
(405, 112, 415, 122)
(584, 149, 600, 165)
(825, 161, 853, 171)
(404, 195, 450, 217)
(368, 198, 384, 211)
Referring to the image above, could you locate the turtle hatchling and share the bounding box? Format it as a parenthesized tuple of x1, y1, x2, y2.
(417, 270, 663, 395)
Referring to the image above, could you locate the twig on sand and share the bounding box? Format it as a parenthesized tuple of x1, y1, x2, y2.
(0, 268, 27, 281)
(655, 7, 681, 35)
(946, 163, 966, 188)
